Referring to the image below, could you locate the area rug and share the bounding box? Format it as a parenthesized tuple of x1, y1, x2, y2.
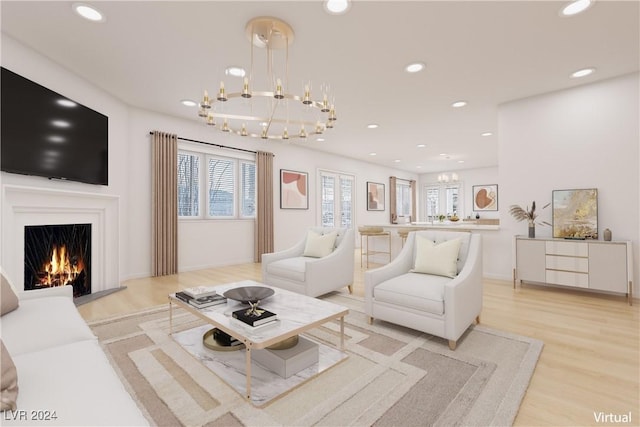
(88, 293, 543, 427)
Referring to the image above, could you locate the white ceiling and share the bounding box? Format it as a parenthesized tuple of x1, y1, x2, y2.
(2, 1, 638, 173)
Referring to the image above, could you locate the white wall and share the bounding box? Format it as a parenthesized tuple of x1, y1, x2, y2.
(0, 35, 130, 286)
(127, 108, 418, 276)
(498, 73, 639, 294)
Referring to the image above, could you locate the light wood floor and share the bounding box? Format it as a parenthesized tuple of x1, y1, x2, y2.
(78, 255, 639, 426)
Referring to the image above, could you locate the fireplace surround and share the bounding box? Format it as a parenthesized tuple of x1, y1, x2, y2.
(2, 185, 119, 294)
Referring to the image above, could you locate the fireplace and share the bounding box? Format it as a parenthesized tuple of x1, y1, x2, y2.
(24, 224, 91, 297)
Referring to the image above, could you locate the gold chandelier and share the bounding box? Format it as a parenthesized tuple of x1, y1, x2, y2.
(198, 17, 337, 140)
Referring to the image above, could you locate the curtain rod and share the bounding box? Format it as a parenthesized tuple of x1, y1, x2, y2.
(149, 132, 267, 155)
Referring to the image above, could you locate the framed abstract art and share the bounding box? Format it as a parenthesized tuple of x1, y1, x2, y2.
(280, 169, 308, 209)
(552, 188, 598, 239)
(367, 182, 385, 211)
(472, 184, 498, 211)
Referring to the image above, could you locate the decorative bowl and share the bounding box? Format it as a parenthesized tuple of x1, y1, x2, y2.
(223, 286, 275, 304)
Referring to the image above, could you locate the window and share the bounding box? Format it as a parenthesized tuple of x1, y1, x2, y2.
(178, 149, 255, 220)
(395, 180, 412, 217)
(424, 182, 463, 220)
(319, 170, 354, 228)
(178, 153, 199, 217)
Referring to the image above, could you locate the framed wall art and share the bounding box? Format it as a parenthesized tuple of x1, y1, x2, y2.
(367, 182, 385, 211)
(472, 184, 498, 211)
(280, 169, 308, 209)
(552, 188, 598, 239)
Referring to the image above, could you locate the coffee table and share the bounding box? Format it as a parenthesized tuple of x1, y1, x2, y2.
(168, 280, 349, 405)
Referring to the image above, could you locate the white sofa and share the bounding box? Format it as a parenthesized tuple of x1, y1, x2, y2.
(0, 284, 149, 426)
(262, 227, 355, 297)
(365, 230, 483, 350)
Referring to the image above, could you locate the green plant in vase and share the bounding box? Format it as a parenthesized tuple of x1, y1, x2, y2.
(509, 201, 551, 238)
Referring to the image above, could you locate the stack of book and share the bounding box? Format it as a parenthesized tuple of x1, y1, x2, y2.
(213, 329, 242, 347)
(232, 308, 278, 327)
(175, 286, 227, 308)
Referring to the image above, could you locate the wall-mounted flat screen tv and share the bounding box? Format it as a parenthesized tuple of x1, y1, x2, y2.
(1, 67, 108, 185)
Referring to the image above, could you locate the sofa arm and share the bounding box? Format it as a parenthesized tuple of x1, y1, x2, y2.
(444, 234, 483, 340)
(262, 238, 306, 265)
(304, 229, 355, 295)
(17, 285, 74, 301)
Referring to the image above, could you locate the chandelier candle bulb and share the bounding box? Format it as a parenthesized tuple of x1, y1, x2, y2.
(275, 78, 284, 99)
(303, 84, 312, 104)
(241, 124, 247, 136)
(242, 77, 251, 98)
(206, 114, 215, 126)
(217, 81, 227, 101)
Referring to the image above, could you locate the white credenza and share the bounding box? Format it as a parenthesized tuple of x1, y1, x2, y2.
(513, 236, 634, 305)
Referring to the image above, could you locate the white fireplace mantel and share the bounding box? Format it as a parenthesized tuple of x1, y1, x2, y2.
(1, 184, 120, 293)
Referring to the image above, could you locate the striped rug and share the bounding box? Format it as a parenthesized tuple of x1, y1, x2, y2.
(89, 292, 542, 427)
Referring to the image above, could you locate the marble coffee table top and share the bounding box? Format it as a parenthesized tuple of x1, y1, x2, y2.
(171, 280, 348, 348)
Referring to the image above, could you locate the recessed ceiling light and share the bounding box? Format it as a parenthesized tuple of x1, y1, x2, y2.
(481, 132, 493, 137)
(561, 0, 592, 16)
(316, 137, 325, 142)
(405, 62, 426, 73)
(369, 152, 377, 156)
(416, 166, 422, 169)
(324, 0, 350, 15)
(73, 3, 105, 22)
(367, 124, 379, 129)
(439, 153, 447, 156)
(225, 66, 246, 78)
(181, 99, 197, 107)
(458, 160, 465, 164)
(417, 144, 426, 148)
(452, 101, 467, 108)
(570, 67, 595, 78)
(394, 159, 401, 163)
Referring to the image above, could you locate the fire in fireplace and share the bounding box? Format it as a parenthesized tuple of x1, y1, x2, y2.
(24, 224, 91, 297)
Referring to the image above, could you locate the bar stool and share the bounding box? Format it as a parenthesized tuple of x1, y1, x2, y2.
(397, 227, 413, 247)
(358, 226, 391, 268)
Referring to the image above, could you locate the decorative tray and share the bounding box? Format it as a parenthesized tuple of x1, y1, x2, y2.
(223, 286, 275, 304)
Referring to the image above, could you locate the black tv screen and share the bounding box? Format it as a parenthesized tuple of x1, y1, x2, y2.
(1, 67, 108, 185)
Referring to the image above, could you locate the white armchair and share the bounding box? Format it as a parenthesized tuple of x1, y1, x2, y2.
(262, 227, 355, 297)
(365, 230, 482, 350)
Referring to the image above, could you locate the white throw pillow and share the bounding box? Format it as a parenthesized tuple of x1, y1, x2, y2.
(303, 231, 338, 258)
(413, 236, 462, 278)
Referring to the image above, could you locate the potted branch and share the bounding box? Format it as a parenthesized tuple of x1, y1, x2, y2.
(509, 201, 551, 238)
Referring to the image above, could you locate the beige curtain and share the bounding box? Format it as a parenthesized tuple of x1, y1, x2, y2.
(389, 176, 397, 223)
(410, 179, 417, 222)
(151, 131, 178, 276)
(255, 151, 274, 262)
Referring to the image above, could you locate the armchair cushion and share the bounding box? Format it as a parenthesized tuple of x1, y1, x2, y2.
(412, 236, 462, 278)
(303, 230, 337, 258)
(374, 272, 448, 315)
(265, 256, 312, 282)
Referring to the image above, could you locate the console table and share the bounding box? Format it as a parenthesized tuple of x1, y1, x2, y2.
(512, 236, 633, 305)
